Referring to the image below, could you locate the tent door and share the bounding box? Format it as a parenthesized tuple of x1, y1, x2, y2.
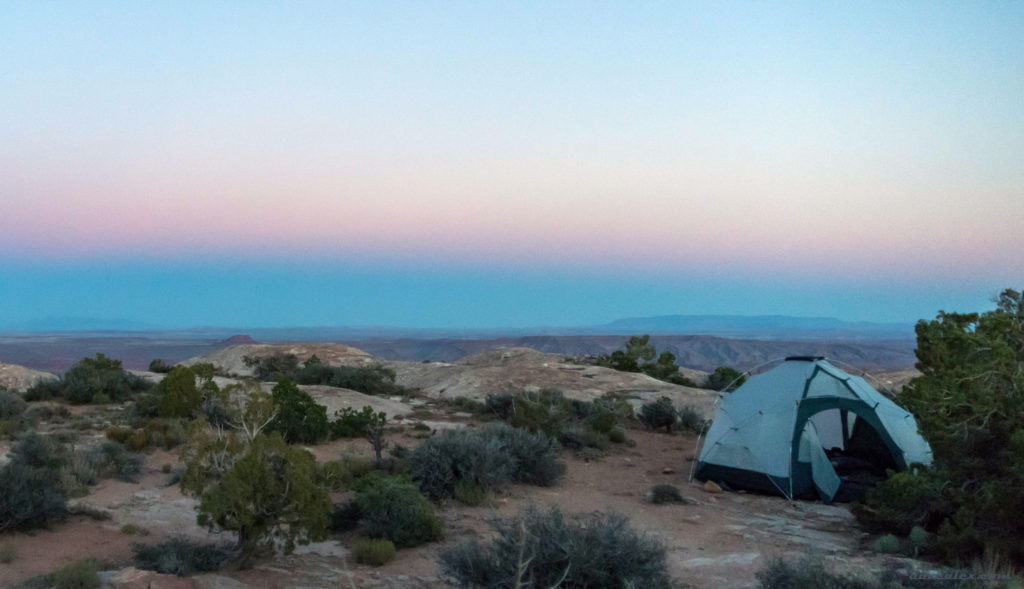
(798, 422, 841, 502)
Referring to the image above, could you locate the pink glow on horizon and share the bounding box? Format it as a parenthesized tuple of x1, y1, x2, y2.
(3, 182, 1019, 286)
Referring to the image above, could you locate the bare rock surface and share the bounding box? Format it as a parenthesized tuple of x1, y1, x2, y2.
(389, 347, 717, 416)
(871, 369, 921, 391)
(300, 384, 413, 419)
(0, 361, 57, 391)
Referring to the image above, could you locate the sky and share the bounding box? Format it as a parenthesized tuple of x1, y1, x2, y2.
(1, 2, 1022, 329)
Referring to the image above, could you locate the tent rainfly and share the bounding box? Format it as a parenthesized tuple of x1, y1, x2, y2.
(694, 356, 932, 503)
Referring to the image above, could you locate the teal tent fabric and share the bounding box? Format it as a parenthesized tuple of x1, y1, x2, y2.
(798, 421, 840, 501)
(695, 357, 932, 502)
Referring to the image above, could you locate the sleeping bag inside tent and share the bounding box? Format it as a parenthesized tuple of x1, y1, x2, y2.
(693, 357, 932, 503)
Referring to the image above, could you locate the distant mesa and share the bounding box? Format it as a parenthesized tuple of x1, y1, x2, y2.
(221, 334, 258, 345)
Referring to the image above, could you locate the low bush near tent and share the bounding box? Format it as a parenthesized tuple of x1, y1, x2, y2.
(409, 424, 564, 501)
(352, 473, 442, 548)
(638, 397, 677, 433)
(440, 505, 674, 588)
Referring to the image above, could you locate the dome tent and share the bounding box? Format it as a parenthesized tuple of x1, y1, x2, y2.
(693, 357, 932, 503)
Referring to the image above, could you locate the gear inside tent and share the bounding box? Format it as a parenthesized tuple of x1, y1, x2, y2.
(693, 356, 932, 503)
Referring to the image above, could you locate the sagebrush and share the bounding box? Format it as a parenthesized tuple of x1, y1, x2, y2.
(440, 505, 674, 588)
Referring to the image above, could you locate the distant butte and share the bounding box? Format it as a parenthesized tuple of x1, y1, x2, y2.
(221, 334, 258, 345)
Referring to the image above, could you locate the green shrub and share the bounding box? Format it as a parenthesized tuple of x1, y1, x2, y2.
(586, 411, 616, 435)
(64, 452, 98, 492)
(244, 353, 300, 380)
(557, 425, 587, 449)
(132, 537, 233, 576)
(0, 390, 26, 419)
(24, 379, 63, 402)
(595, 335, 696, 386)
(352, 538, 396, 566)
(584, 393, 632, 435)
(649, 484, 685, 504)
(506, 389, 572, 437)
(0, 418, 22, 439)
(853, 290, 1024, 565)
(851, 466, 947, 536)
(0, 432, 68, 532)
(705, 366, 746, 391)
(296, 363, 407, 396)
(148, 359, 173, 373)
(60, 354, 152, 404)
(341, 454, 375, 480)
(874, 533, 901, 554)
(353, 473, 443, 548)
(638, 397, 677, 433)
(116, 418, 190, 451)
(267, 379, 329, 444)
(440, 505, 673, 588)
(190, 432, 330, 563)
(50, 560, 100, 589)
(608, 428, 627, 444)
(86, 441, 144, 482)
(449, 396, 486, 414)
(389, 444, 410, 459)
(642, 351, 687, 384)
(484, 393, 514, 419)
(410, 424, 564, 500)
(120, 523, 149, 536)
(155, 366, 202, 418)
(316, 460, 351, 492)
(909, 526, 929, 555)
(676, 405, 704, 433)
(453, 480, 492, 506)
(329, 500, 362, 533)
(329, 406, 376, 438)
(246, 354, 409, 396)
(126, 430, 148, 452)
(410, 428, 513, 500)
(582, 428, 611, 451)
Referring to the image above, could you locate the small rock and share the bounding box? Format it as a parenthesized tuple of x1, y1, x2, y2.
(703, 480, 723, 493)
(662, 467, 675, 474)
